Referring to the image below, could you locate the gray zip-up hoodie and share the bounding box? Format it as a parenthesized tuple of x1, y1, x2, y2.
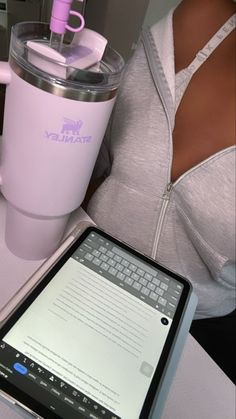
(87, 11, 236, 319)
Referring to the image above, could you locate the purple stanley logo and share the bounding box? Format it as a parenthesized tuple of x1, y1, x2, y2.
(61, 118, 83, 135)
(45, 118, 92, 144)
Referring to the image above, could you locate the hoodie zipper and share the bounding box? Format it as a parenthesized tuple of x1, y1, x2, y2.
(151, 182, 173, 259)
(144, 40, 175, 260)
(141, 30, 176, 261)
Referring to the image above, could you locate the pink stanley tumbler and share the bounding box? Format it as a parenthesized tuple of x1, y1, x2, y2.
(0, 22, 124, 259)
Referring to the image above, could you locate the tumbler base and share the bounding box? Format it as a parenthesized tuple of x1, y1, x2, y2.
(5, 203, 69, 260)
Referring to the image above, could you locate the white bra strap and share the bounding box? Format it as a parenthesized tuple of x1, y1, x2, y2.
(187, 13, 236, 75)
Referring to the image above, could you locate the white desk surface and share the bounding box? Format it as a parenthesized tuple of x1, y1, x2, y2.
(0, 193, 235, 419)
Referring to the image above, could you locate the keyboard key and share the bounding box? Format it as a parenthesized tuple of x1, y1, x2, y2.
(117, 272, 125, 281)
(121, 260, 130, 267)
(125, 277, 133, 286)
(131, 272, 139, 281)
(100, 254, 108, 262)
(99, 246, 107, 253)
(156, 288, 164, 296)
(152, 278, 160, 286)
(158, 297, 167, 306)
(114, 255, 122, 263)
(167, 302, 176, 311)
(123, 268, 131, 276)
(159, 275, 170, 284)
(92, 258, 101, 266)
(168, 295, 178, 304)
(170, 282, 183, 291)
(77, 248, 85, 254)
(101, 262, 109, 271)
(144, 273, 153, 281)
(132, 281, 142, 291)
(108, 267, 118, 276)
(160, 282, 168, 291)
(115, 263, 124, 271)
(141, 287, 150, 296)
(87, 237, 96, 244)
(107, 251, 114, 258)
(168, 288, 181, 298)
(85, 253, 93, 261)
(129, 264, 137, 272)
(83, 243, 93, 250)
(139, 278, 148, 286)
(147, 283, 156, 291)
(92, 249, 101, 257)
(150, 292, 158, 301)
(137, 268, 145, 276)
(108, 259, 116, 267)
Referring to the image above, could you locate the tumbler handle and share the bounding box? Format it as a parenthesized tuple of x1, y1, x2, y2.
(0, 62, 11, 85)
(0, 61, 11, 186)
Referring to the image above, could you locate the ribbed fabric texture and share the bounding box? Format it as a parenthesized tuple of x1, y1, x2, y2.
(87, 11, 236, 319)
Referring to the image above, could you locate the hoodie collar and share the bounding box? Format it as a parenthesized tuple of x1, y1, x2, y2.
(150, 8, 175, 104)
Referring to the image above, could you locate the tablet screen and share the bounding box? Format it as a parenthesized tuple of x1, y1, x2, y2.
(0, 228, 187, 419)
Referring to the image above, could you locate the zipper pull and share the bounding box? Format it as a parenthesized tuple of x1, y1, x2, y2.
(162, 182, 173, 200)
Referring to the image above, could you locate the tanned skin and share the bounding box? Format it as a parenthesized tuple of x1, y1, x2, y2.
(172, 0, 236, 181)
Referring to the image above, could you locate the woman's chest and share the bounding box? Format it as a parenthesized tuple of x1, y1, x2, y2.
(171, 41, 235, 182)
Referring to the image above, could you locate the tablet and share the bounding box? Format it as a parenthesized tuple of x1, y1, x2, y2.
(0, 226, 197, 419)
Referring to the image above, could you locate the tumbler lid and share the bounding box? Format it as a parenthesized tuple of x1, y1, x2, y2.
(9, 22, 125, 101)
(26, 28, 108, 79)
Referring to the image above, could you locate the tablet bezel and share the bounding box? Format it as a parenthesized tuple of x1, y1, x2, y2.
(0, 226, 192, 419)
